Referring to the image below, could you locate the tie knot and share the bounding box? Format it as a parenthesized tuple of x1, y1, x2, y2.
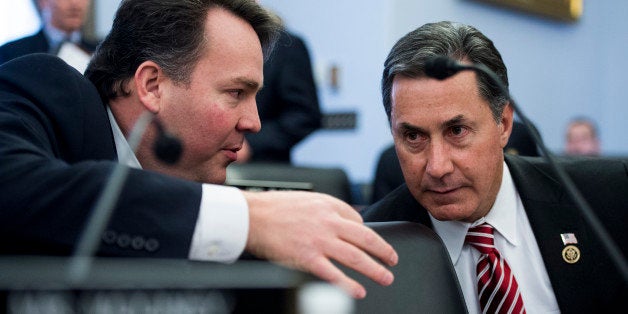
(466, 223, 495, 255)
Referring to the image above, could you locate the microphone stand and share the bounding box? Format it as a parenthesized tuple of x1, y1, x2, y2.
(459, 61, 628, 283)
(67, 111, 154, 284)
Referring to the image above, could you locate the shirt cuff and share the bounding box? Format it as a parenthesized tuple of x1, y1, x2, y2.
(188, 184, 249, 263)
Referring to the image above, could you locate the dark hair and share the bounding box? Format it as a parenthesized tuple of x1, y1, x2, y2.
(85, 0, 280, 103)
(381, 21, 509, 123)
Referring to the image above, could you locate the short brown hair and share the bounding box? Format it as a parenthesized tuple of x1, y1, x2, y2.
(85, 0, 280, 103)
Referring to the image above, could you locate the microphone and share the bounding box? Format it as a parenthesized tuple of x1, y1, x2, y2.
(67, 112, 183, 283)
(424, 56, 628, 282)
(153, 118, 183, 165)
(425, 56, 470, 80)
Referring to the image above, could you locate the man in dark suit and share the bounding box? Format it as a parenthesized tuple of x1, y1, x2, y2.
(0, 0, 98, 65)
(239, 29, 322, 163)
(0, 0, 398, 299)
(361, 21, 627, 312)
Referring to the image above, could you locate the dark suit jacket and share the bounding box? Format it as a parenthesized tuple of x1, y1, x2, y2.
(245, 31, 321, 163)
(370, 144, 404, 204)
(0, 29, 99, 65)
(362, 154, 628, 313)
(0, 54, 201, 258)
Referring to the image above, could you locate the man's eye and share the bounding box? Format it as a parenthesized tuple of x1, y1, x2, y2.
(449, 125, 469, 138)
(452, 126, 464, 135)
(405, 131, 428, 145)
(229, 90, 243, 98)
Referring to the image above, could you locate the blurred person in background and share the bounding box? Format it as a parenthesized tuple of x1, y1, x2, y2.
(238, 10, 321, 163)
(564, 117, 601, 156)
(0, 0, 97, 65)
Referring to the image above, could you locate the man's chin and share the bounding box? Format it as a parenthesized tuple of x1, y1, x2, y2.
(201, 171, 227, 185)
(173, 166, 226, 184)
(425, 204, 473, 222)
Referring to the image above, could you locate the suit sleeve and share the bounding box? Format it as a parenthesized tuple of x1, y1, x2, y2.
(0, 54, 202, 258)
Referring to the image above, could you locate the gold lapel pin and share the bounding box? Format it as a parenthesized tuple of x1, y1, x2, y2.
(562, 245, 581, 264)
(560, 233, 580, 264)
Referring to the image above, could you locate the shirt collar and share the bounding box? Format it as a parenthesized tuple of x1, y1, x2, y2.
(107, 107, 142, 169)
(430, 161, 520, 263)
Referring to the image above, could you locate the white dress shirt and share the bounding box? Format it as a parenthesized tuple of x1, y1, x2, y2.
(108, 108, 248, 262)
(430, 162, 560, 313)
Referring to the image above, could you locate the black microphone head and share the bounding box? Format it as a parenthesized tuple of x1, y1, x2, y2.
(425, 56, 462, 80)
(153, 131, 183, 165)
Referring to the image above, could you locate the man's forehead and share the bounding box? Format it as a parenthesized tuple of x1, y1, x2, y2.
(391, 72, 489, 113)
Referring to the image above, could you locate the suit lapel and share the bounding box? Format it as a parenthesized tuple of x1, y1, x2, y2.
(34, 29, 51, 52)
(505, 155, 593, 312)
(362, 183, 433, 227)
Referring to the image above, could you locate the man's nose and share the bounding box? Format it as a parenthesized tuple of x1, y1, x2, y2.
(424, 140, 454, 179)
(237, 100, 261, 133)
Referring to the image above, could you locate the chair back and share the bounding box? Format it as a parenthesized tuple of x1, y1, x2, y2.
(226, 163, 353, 203)
(347, 221, 467, 313)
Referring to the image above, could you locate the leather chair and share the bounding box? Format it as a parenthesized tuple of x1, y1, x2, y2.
(346, 221, 468, 313)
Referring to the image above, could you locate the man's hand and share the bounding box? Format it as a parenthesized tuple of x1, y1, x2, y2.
(243, 190, 398, 299)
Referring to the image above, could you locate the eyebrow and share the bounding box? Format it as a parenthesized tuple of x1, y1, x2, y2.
(232, 76, 262, 91)
(443, 114, 466, 128)
(398, 122, 425, 134)
(396, 114, 467, 133)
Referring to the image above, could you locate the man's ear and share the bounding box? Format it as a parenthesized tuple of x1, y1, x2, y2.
(134, 61, 164, 114)
(499, 102, 514, 148)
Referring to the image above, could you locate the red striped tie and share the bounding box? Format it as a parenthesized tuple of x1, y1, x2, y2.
(466, 224, 526, 314)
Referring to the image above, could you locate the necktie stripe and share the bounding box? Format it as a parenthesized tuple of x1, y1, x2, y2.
(477, 262, 491, 283)
(484, 257, 506, 313)
(466, 223, 526, 314)
(515, 295, 525, 314)
(467, 231, 494, 237)
(467, 242, 494, 251)
(495, 271, 515, 313)
(479, 262, 501, 308)
(467, 233, 492, 238)
(505, 288, 518, 314)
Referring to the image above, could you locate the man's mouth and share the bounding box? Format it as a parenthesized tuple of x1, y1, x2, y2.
(427, 186, 460, 194)
(223, 147, 241, 162)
